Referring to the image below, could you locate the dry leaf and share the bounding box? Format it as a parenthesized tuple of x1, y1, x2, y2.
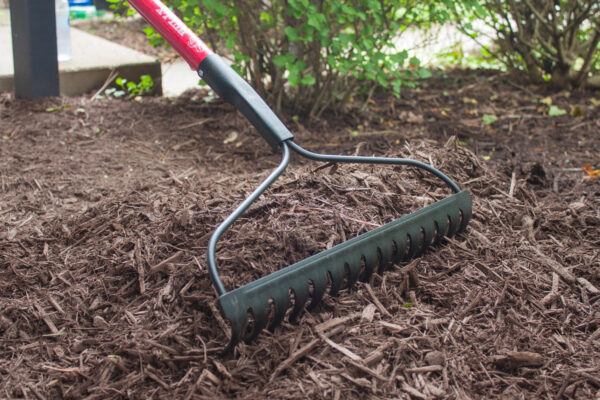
(223, 131, 238, 144)
(582, 164, 600, 179)
(569, 104, 584, 118)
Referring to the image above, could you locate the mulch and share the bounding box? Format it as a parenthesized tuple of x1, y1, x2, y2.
(1, 72, 599, 399)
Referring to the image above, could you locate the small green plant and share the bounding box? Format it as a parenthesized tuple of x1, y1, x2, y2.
(482, 114, 498, 125)
(104, 75, 154, 98)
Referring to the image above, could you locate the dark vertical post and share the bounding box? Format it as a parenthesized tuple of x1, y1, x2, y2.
(9, 0, 60, 98)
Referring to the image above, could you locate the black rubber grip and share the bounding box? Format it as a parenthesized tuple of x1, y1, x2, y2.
(198, 54, 294, 149)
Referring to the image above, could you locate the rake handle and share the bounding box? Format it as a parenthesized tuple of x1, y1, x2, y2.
(126, 0, 212, 69)
(127, 0, 294, 149)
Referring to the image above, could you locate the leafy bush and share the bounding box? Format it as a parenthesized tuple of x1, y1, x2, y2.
(117, 0, 478, 117)
(461, 1, 600, 89)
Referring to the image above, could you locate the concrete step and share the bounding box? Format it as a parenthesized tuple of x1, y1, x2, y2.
(0, 16, 162, 96)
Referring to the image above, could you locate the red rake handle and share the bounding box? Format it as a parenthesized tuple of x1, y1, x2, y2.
(128, 0, 213, 70)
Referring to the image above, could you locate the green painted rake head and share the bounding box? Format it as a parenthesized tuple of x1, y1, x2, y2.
(207, 141, 472, 353)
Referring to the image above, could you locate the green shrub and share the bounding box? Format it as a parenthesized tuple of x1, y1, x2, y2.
(460, 1, 600, 89)
(116, 0, 478, 117)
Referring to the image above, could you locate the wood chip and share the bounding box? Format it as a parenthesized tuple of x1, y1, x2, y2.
(269, 339, 319, 382)
(48, 295, 64, 314)
(149, 251, 183, 276)
(93, 315, 108, 328)
(341, 373, 371, 389)
(364, 341, 393, 366)
(34, 303, 58, 334)
(459, 289, 484, 319)
(406, 365, 444, 373)
(378, 321, 408, 333)
(344, 358, 389, 381)
(542, 272, 560, 306)
(586, 328, 600, 345)
(365, 283, 391, 317)
(577, 277, 600, 294)
(213, 360, 233, 380)
(315, 313, 359, 333)
(491, 351, 544, 369)
(145, 367, 170, 390)
(473, 262, 503, 282)
(401, 383, 428, 399)
(319, 333, 362, 362)
(534, 249, 576, 283)
(361, 304, 377, 322)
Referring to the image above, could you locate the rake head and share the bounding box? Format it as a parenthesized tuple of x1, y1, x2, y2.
(217, 187, 472, 353)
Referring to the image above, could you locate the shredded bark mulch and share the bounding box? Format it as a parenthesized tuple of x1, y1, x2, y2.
(1, 79, 599, 399)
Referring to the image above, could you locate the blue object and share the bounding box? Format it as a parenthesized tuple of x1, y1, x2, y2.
(69, 0, 92, 5)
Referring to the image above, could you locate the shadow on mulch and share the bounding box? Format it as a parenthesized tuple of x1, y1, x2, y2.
(0, 77, 599, 399)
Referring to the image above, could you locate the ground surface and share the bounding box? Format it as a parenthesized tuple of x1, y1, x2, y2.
(1, 69, 599, 399)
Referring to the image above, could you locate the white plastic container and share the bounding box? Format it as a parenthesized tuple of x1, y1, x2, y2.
(56, 0, 72, 61)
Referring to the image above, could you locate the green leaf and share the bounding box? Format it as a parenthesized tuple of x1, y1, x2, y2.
(284, 26, 300, 42)
(482, 114, 498, 125)
(288, 70, 300, 87)
(273, 54, 290, 68)
(300, 75, 316, 85)
(225, 35, 236, 50)
(548, 106, 566, 116)
(418, 68, 432, 79)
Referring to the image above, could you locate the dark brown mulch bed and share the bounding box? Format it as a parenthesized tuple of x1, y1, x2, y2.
(1, 73, 599, 399)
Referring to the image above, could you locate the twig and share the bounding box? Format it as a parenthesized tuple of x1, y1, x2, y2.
(458, 290, 484, 319)
(401, 383, 428, 399)
(378, 320, 408, 333)
(135, 239, 145, 295)
(269, 339, 320, 381)
(406, 365, 444, 373)
(542, 273, 560, 306)
(365, 284, 391, 317)
(508, 171, 517, 198)
(586, 328, 600, 345)
(48, 295, 64, 314)
(319, 332, 362, 361)
(364, 341, 393, 366)
(90, 69, 118, 101)
(344, 358, 389, 381)
(34, 303, 58, 334)
(149, 251, 183, 276)
(145, 367, 171, 390)
(533, 249, 576, 284)
(177, 118, 214, 131)
(576, 277, 600, 295)
(315, 313, 360, 333)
